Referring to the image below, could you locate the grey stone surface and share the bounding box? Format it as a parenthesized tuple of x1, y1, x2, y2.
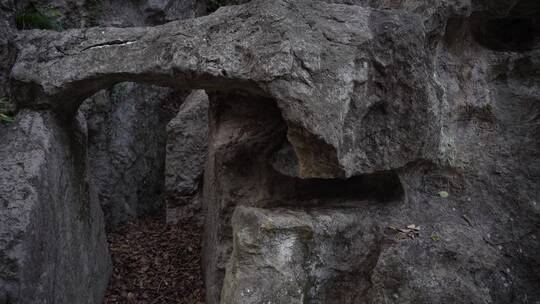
(73, 0, 202, 229)
(223, 188, 536, 304)
(1, 0, 201, 229)
(97, 0, 206, 27)
(11, 0, 442, 179)
(80, 82, 184, 228)
(0, 0, 15, 100)
(0, 110, 111, 304)
(10, 0, 206, 28)
(165, 89, 209, 224)
(5, 1, 540, 304)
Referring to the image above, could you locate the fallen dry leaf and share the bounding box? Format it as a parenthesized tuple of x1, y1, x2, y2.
(103, 214, 204, 304)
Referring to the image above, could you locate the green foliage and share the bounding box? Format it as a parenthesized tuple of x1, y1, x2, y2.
(0, 97, 13, 124)
(15, 4, 63, 31)
(438, 191, 449, 198)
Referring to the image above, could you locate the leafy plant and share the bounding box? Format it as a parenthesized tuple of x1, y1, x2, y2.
(15, 4, 63, 31)
(0, 97, 14, 123)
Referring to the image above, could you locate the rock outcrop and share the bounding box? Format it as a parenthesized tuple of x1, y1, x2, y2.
(0, 111, 111, 303)
(80, 83, 186, 227)
(0, 0, 15, 101)
(4, 0, 540, 303)
(11, 0, 206, 29)
(2, 0, 204, 229)
(165, 90, 209, 224)
(11, 0, 442, 179)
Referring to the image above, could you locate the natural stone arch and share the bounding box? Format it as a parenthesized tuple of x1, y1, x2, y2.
(4, 1, 540, 304)
(9, 1, 457, 303)
(10, 3, 442, 300)
(11, 0, 443, 181)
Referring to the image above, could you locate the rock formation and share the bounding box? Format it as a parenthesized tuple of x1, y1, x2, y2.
(0, 111, 110, 303)
(165, 90, 209, 224)
(1, 0, 539, 303)
(2, 0, 205, 229)
(80, 83, 186, 227)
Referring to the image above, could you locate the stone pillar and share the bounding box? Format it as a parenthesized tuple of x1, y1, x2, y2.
(0, 110, 111, 304)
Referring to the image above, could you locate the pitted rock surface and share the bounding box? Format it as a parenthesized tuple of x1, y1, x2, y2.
(80, 83, 185, 227)
(165, 90, 209, 224)
(4, 0, 540, 304)
(11, 0, 443, 179)
(0, 111, 111, 304)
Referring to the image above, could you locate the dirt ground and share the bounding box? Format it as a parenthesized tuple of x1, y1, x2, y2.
(103, 215, 204, 304)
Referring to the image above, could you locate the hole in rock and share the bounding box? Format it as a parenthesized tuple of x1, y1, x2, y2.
(287, 170, 405, 204)
(471, 15, 540, 52)
(209, 92, 405, 211)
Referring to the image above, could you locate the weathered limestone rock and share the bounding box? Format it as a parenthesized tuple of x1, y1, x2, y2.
(80, 83, 185, 228)
(10, 0, 441, 179)
(1, 0, 201, 229)
(7, 4, 449, 299)
(12, 0, 206, 28)
(73, 0, 202, 229)
(0, 0, 15, 100)
(6, 1, 540, 304)
(165, 90, 209, 224)
(97, 0, 206, 27)
(0, 110, 111, 304)
(222, 206, 374, 304)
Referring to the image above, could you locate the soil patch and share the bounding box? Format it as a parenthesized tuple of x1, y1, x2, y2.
(104, 215, 204, 303)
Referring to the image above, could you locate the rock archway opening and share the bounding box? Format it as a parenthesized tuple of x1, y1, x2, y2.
(78, 83, 209, 303)
(72, 77, 406, 303)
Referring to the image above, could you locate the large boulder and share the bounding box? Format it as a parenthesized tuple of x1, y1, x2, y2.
(165, 90, 209, 224)
(0, 0, 16, 101)
(222, 205, 502, 304)
(0, 110, 111, 304)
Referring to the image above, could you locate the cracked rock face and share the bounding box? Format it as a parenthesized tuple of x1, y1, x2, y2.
(165, 90, 209, 225)
(11, 0, 443, 179)
(3, 0, 540, 303)
(80, 83, 185, 228)
(10, 0, 206, 28)
(2, 0, 203, 229)
(222, 206, 383, 304)
(0, 111, 111, 304)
